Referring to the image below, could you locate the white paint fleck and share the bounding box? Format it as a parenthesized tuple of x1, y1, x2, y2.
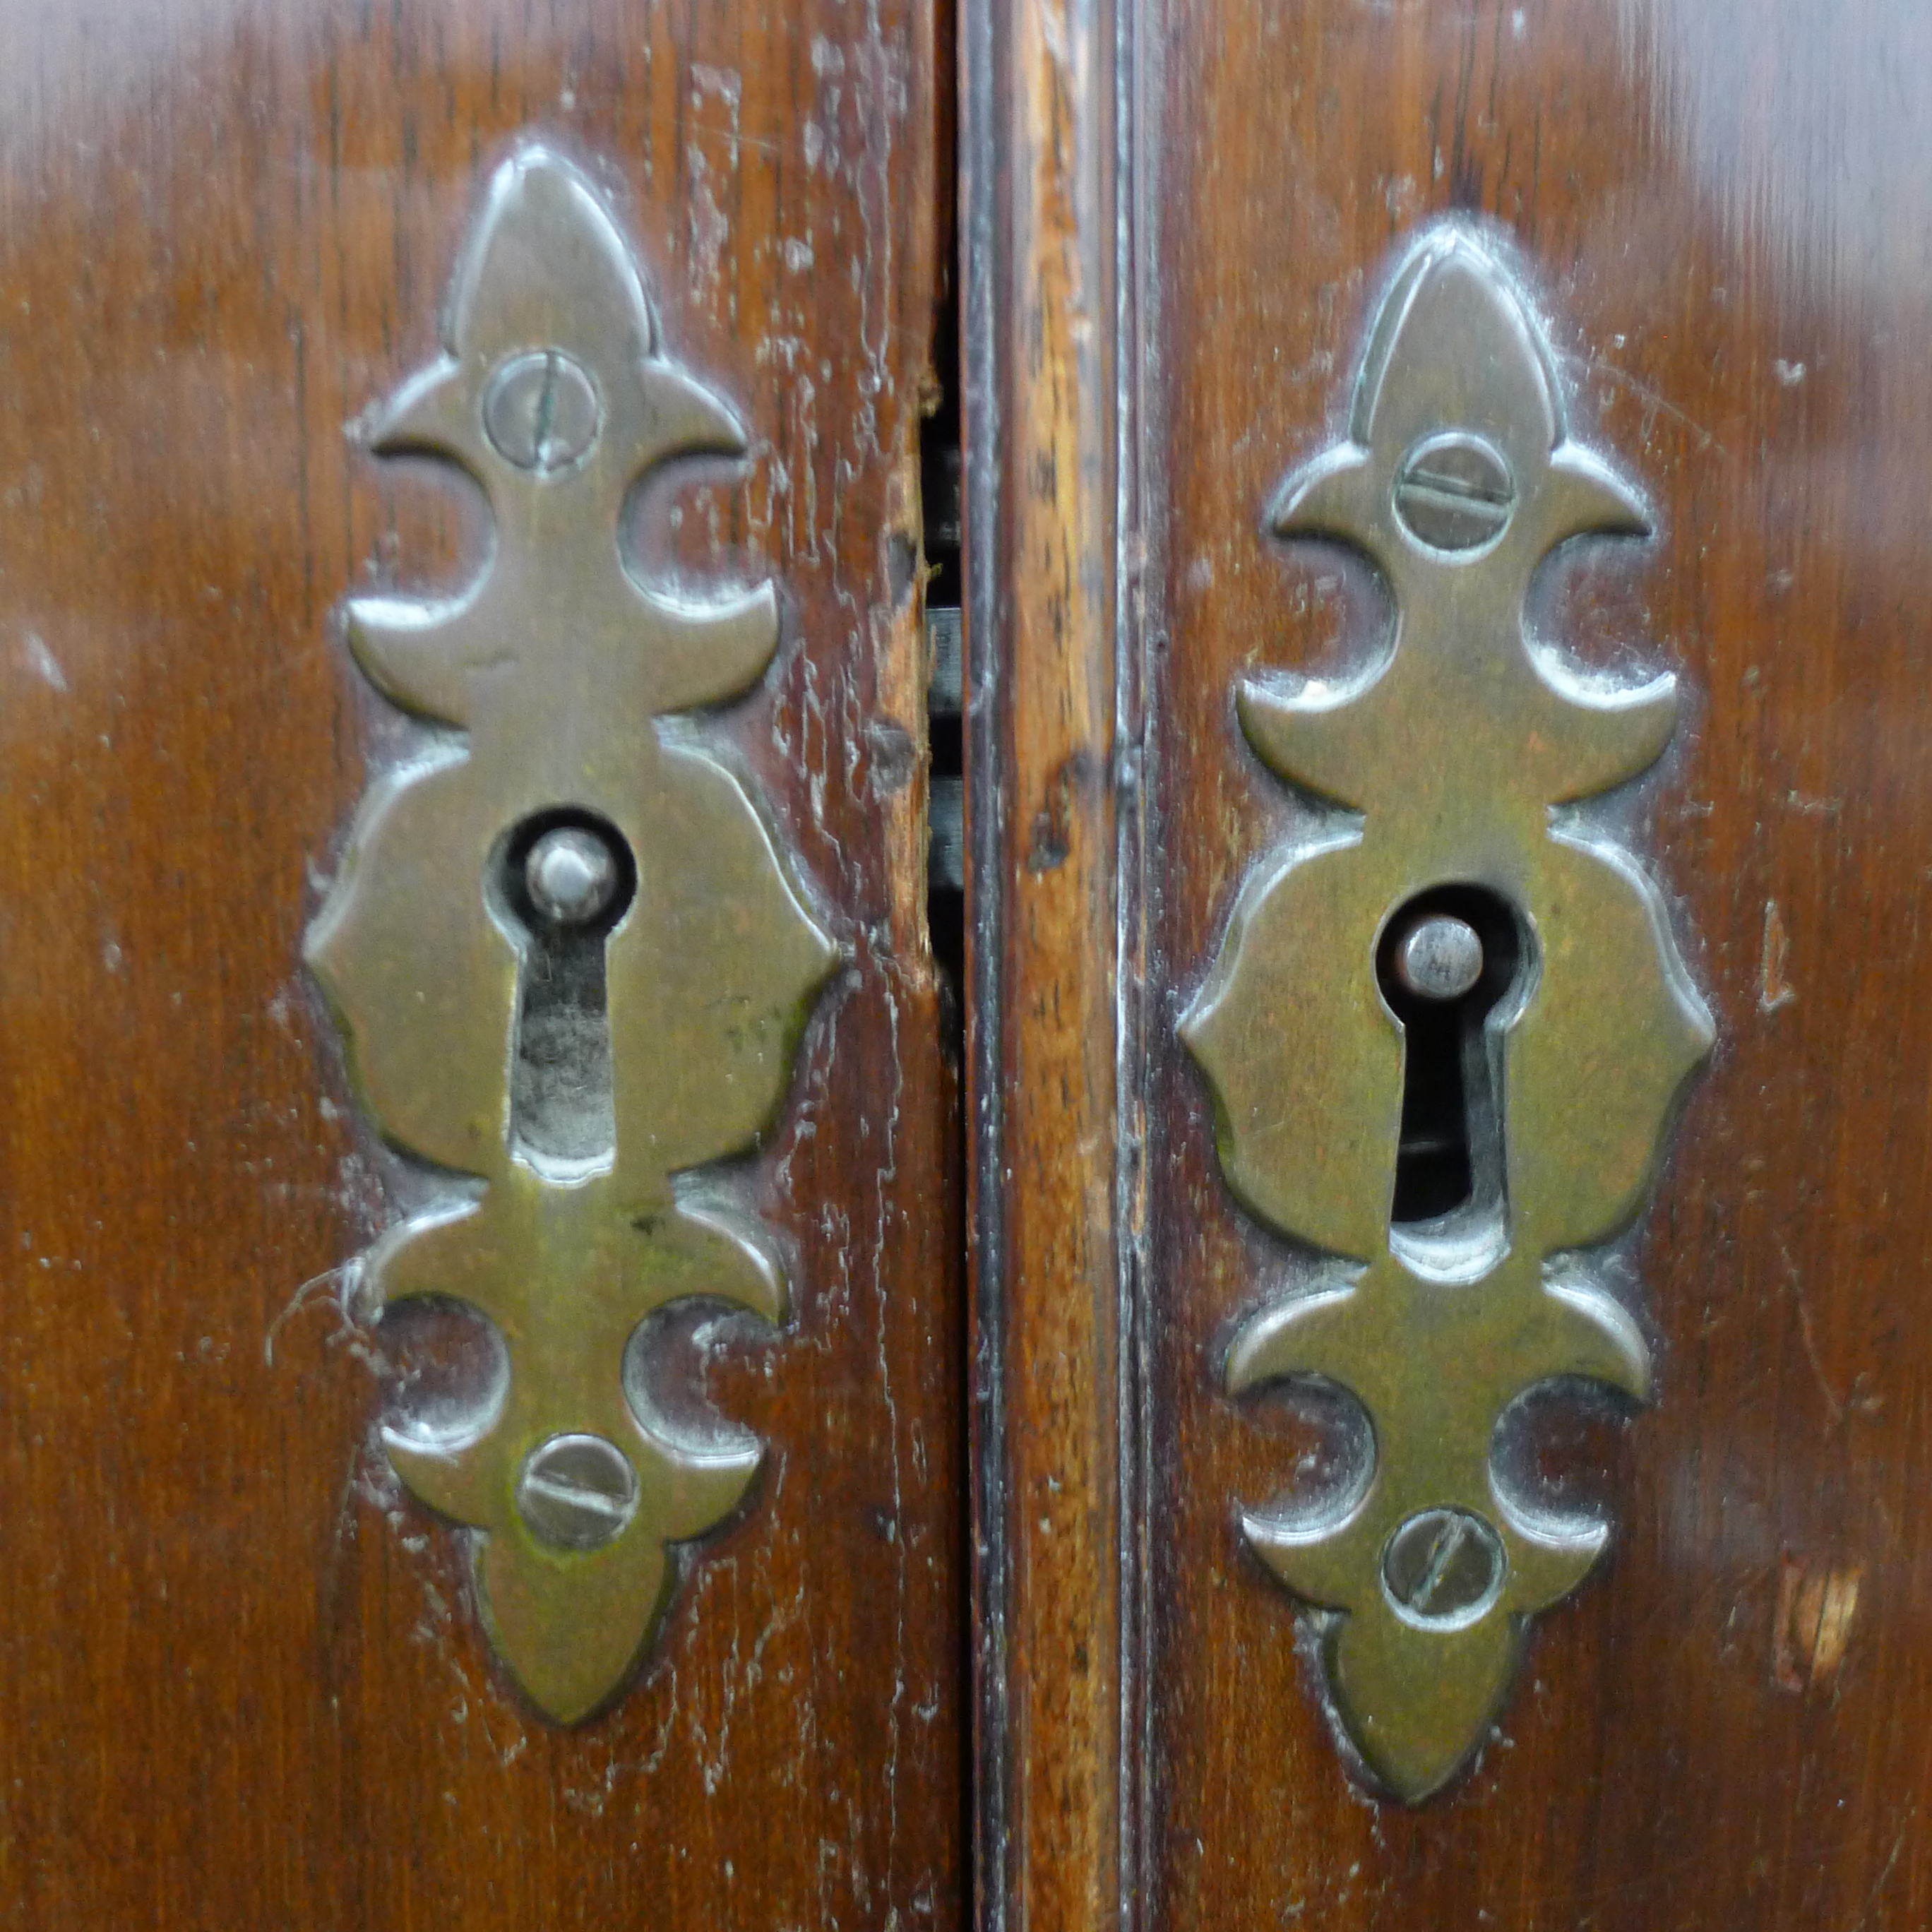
(687, 66, 744, 314)
(783, 237, 816, 273)
(691, 63, 742, 112)
(688, 150, 730, 313)
(1773, 358, 1807, 386)
(1759, 899, 1796, 1012)
(23, 631, 66, 691)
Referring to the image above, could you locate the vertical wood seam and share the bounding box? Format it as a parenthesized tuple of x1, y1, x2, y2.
(965, 0, 1122, 1926)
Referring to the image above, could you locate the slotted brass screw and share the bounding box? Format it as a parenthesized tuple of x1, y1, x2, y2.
(484, 350, 602, 473)
(1393, 431, 1515, 552)
(1381, 1507, 1505, 1624)
(515, 1433, 639, 1551)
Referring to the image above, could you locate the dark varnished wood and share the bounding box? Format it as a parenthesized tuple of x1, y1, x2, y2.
(7, 0, 1931, 1920)
(1119, 0, 1932, 1926)
(0, 4, 958, 1925)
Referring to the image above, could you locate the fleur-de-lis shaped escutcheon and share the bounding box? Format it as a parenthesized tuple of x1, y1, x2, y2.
(1183, 230, 1712, 1800)
(307, 148, 834, 1722)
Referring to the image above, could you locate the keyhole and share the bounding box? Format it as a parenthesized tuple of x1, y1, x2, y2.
(1376, 885, 1527, 1249)
(493, 808, 638, 1183)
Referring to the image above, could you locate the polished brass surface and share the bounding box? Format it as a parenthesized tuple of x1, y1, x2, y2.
(1183, 232, 1712, 1800)
(307, 146, 834, 1723)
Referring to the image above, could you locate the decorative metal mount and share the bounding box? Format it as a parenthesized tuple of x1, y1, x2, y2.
(1182, 231, 1712, 1800)
(307, 147, 834, 1722)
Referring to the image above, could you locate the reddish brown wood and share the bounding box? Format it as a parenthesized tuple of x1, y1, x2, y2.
(1122, 0, 1932, 1925)
(962, 0, 1125, 1924)
(0, 4, 959, 1925)
(9, 0, 1932, 1920)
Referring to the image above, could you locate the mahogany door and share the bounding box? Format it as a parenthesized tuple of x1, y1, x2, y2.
(967, 2, 1932, 1930)
(0, 3, 961, 1926)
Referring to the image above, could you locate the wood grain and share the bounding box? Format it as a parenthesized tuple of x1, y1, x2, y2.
(962, 0, 1124, 1925)
(0, 4, 958, 1926)
(1123, 0, 1932, 1926)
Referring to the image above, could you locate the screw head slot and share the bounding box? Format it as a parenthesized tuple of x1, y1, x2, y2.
(515, 1433, 640, 1551)
(1382, 1506, 1506, 1627)
(1393, 431, 1515, 553)
(484, 350, 602, 474)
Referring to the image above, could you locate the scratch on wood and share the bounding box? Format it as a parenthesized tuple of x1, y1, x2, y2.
(1759, 899, 1796, 1012)
(1779, 1239, 1847, 1426)
(1772, 1554, 1861, 1693)
(1569, 352, 1729, 458)
(263, 1258, 365, 1367)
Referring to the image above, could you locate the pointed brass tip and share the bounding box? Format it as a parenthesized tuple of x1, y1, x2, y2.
(1332, 1601, 1527, 1803)
(1231, 676, 1274, 742)
(448, 143, 657, 369)
(1224, 1296, 1292, 1399)
(1689, 995, 1718, 1059)
(1267, 447, 1371, 542)
(364, 364, 465, 458)
(1224, 1277, 1361, 1398)
(640, 357, 752, 463)
(1543, 445, 1651, 544)
(1542, 1274, 1655, 1408)
(1175, 991, 1205, 1054)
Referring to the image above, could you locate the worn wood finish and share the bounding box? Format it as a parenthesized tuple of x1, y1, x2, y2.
(0, 4, 958, 1925)
(1123, 0, 1932, 1925)
(962, 0, 1123, 1924)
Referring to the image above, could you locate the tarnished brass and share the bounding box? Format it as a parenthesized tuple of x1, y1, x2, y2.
(308, 147, 834, 1722)
(1183, 231, 1712, 1801)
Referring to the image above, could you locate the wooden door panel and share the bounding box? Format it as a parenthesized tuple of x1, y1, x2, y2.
(967, 1, 1932, 1926)
(0, 5, 958, 1926)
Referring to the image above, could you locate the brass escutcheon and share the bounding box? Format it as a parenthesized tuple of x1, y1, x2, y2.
(1184, 229, 1712, 1801)
(307, 146, 834, 1723)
